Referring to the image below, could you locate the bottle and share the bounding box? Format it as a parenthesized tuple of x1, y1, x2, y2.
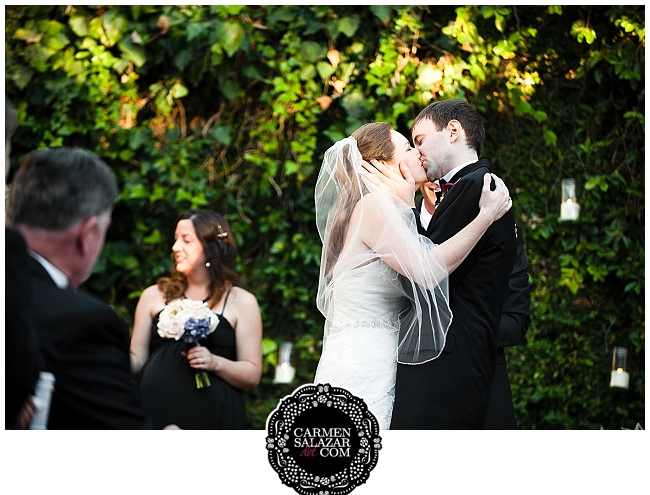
(29, 372, 55, 430)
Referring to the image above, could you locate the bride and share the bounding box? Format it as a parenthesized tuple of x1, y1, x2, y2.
(313, 122, 511, 429)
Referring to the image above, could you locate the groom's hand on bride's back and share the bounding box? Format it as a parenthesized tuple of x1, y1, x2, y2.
(359, 159, 416, 207)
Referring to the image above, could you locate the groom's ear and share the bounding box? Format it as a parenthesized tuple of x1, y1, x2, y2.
(447, 120, 463, 143)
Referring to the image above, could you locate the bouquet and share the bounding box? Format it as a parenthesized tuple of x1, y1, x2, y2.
(157, 298, 219, 388)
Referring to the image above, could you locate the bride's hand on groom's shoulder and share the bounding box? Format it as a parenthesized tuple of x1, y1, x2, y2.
(359, 159, 416, 207)
(478, 173, 512, 222)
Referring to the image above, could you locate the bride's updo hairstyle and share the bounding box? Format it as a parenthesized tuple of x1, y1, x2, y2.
(351, 122, 395, 163)
(324, 122, 396, 278)
(157, 209, 240, 307)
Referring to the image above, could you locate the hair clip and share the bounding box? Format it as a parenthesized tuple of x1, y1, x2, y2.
(216, 225, 228, 239)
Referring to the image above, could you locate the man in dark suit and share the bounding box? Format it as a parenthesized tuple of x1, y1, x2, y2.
(390, 99, 517, 429)
(5, 99, 42, 429)
(485, 223, 530, 429)
(6, 147, 153, 429)
(417, 182, 531, 429)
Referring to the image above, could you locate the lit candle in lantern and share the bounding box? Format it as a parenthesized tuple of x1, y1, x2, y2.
(273, 342, 296, 384)
(560, 178, 580, 221)
(560, 199, 580, 220)
(610, 368, 630, 389)
(609, 347, 630, 390)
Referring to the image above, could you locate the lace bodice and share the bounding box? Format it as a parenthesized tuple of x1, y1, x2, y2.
(328, 260, 404, 333)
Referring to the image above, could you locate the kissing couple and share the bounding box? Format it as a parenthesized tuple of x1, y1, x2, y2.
(313, 99, 518, 430)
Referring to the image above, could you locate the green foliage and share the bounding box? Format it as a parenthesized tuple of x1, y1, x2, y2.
(5, 5, 644, 430)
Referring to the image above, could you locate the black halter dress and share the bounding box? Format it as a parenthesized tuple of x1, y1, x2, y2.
(137, 291, 246, 429)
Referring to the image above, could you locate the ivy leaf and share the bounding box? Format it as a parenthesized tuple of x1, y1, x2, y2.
(127, 128, 149, 150)
(171, 82, 188, 99)
(370, 5, 391, 24)
(186, 21, 206, 41)
(44, 21, 70, 51)
(262, 338, 278, 356)
(88, 17, 107, 45)
(69, 15, 89, 37)
(217, 20, 244, 57)
(210, 125, 232, 146)
(543, 128, 557, 147)
(102, 11, 128, 47)
(117, 38, 147, 67)
(13, 28, 43, 43)
(623, 110, 644, 125)
(300, 64, 317, 81)
(173, 49, 193, 70)
(584, 177, 600, 191)
(12, 68, 34, 90)
(323, 127, 346, 144)
(624, 281, 637, 292)
(338, 16, 360, 38)
(143, 229, 161, 245)
(316, 61, 336, 80)
(242, 65, 263, 81)
(285, 160, 300, 176)
(392, 101, 410, 117)
(301, 41, 327, 64)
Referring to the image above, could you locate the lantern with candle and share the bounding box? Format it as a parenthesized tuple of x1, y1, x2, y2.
(273, 341, 296, 384)
(609, 347, 630, 390)
(559, 178, 580, 221)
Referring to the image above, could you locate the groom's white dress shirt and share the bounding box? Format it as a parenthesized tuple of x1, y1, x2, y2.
(419, 201, 434, 231)
(420, 160, 476, 230)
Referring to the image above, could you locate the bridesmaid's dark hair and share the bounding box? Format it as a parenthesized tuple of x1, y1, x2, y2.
(157, 210, 240, 307)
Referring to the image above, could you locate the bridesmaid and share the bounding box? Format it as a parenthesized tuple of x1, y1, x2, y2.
(130, 209, 262, 429)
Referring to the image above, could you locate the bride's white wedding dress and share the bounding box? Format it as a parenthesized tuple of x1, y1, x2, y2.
(313, 135, 453, 431)
(314, 259, 404, 430)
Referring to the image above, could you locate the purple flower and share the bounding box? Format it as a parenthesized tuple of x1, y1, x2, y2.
(181, 317, 212, 344)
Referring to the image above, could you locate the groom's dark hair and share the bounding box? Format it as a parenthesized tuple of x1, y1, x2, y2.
(412, 99, 485, 158)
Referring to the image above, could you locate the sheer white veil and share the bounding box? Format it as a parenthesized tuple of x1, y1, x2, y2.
(314, 136, 452, 365)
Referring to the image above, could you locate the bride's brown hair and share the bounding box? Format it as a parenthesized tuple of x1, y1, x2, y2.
(324, 122, 396, 279)
(157, 210, 240, 307)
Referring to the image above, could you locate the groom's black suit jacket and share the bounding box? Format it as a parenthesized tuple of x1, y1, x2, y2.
(412, 200, 530, 429)
(26, 256, 152, 429)
(390, 160, 517, 429)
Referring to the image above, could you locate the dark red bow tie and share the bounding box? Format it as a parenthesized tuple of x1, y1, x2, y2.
(434, 180, 455, 206)
(440, 181, 455, 194)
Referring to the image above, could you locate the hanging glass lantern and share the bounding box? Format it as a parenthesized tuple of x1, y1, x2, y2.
(609, 347, 630, 390)
(273, 342, 296, 384)
(560, 178, 580, 221)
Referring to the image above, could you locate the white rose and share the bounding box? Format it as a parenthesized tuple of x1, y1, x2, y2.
(208, 313, 219, 331)
(158, 300, 189, 340)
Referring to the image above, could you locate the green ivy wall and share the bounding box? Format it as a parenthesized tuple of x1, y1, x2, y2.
(5, 5, 644, 429)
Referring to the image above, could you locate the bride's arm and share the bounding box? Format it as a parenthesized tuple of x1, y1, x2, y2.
(359, 173, 510, 286)
(435, 173, 511, 273)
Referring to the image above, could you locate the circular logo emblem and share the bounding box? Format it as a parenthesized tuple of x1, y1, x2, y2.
(265, 383, 382, 495)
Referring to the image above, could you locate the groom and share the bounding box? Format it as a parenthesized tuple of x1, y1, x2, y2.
(378, 99, 517, 429)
